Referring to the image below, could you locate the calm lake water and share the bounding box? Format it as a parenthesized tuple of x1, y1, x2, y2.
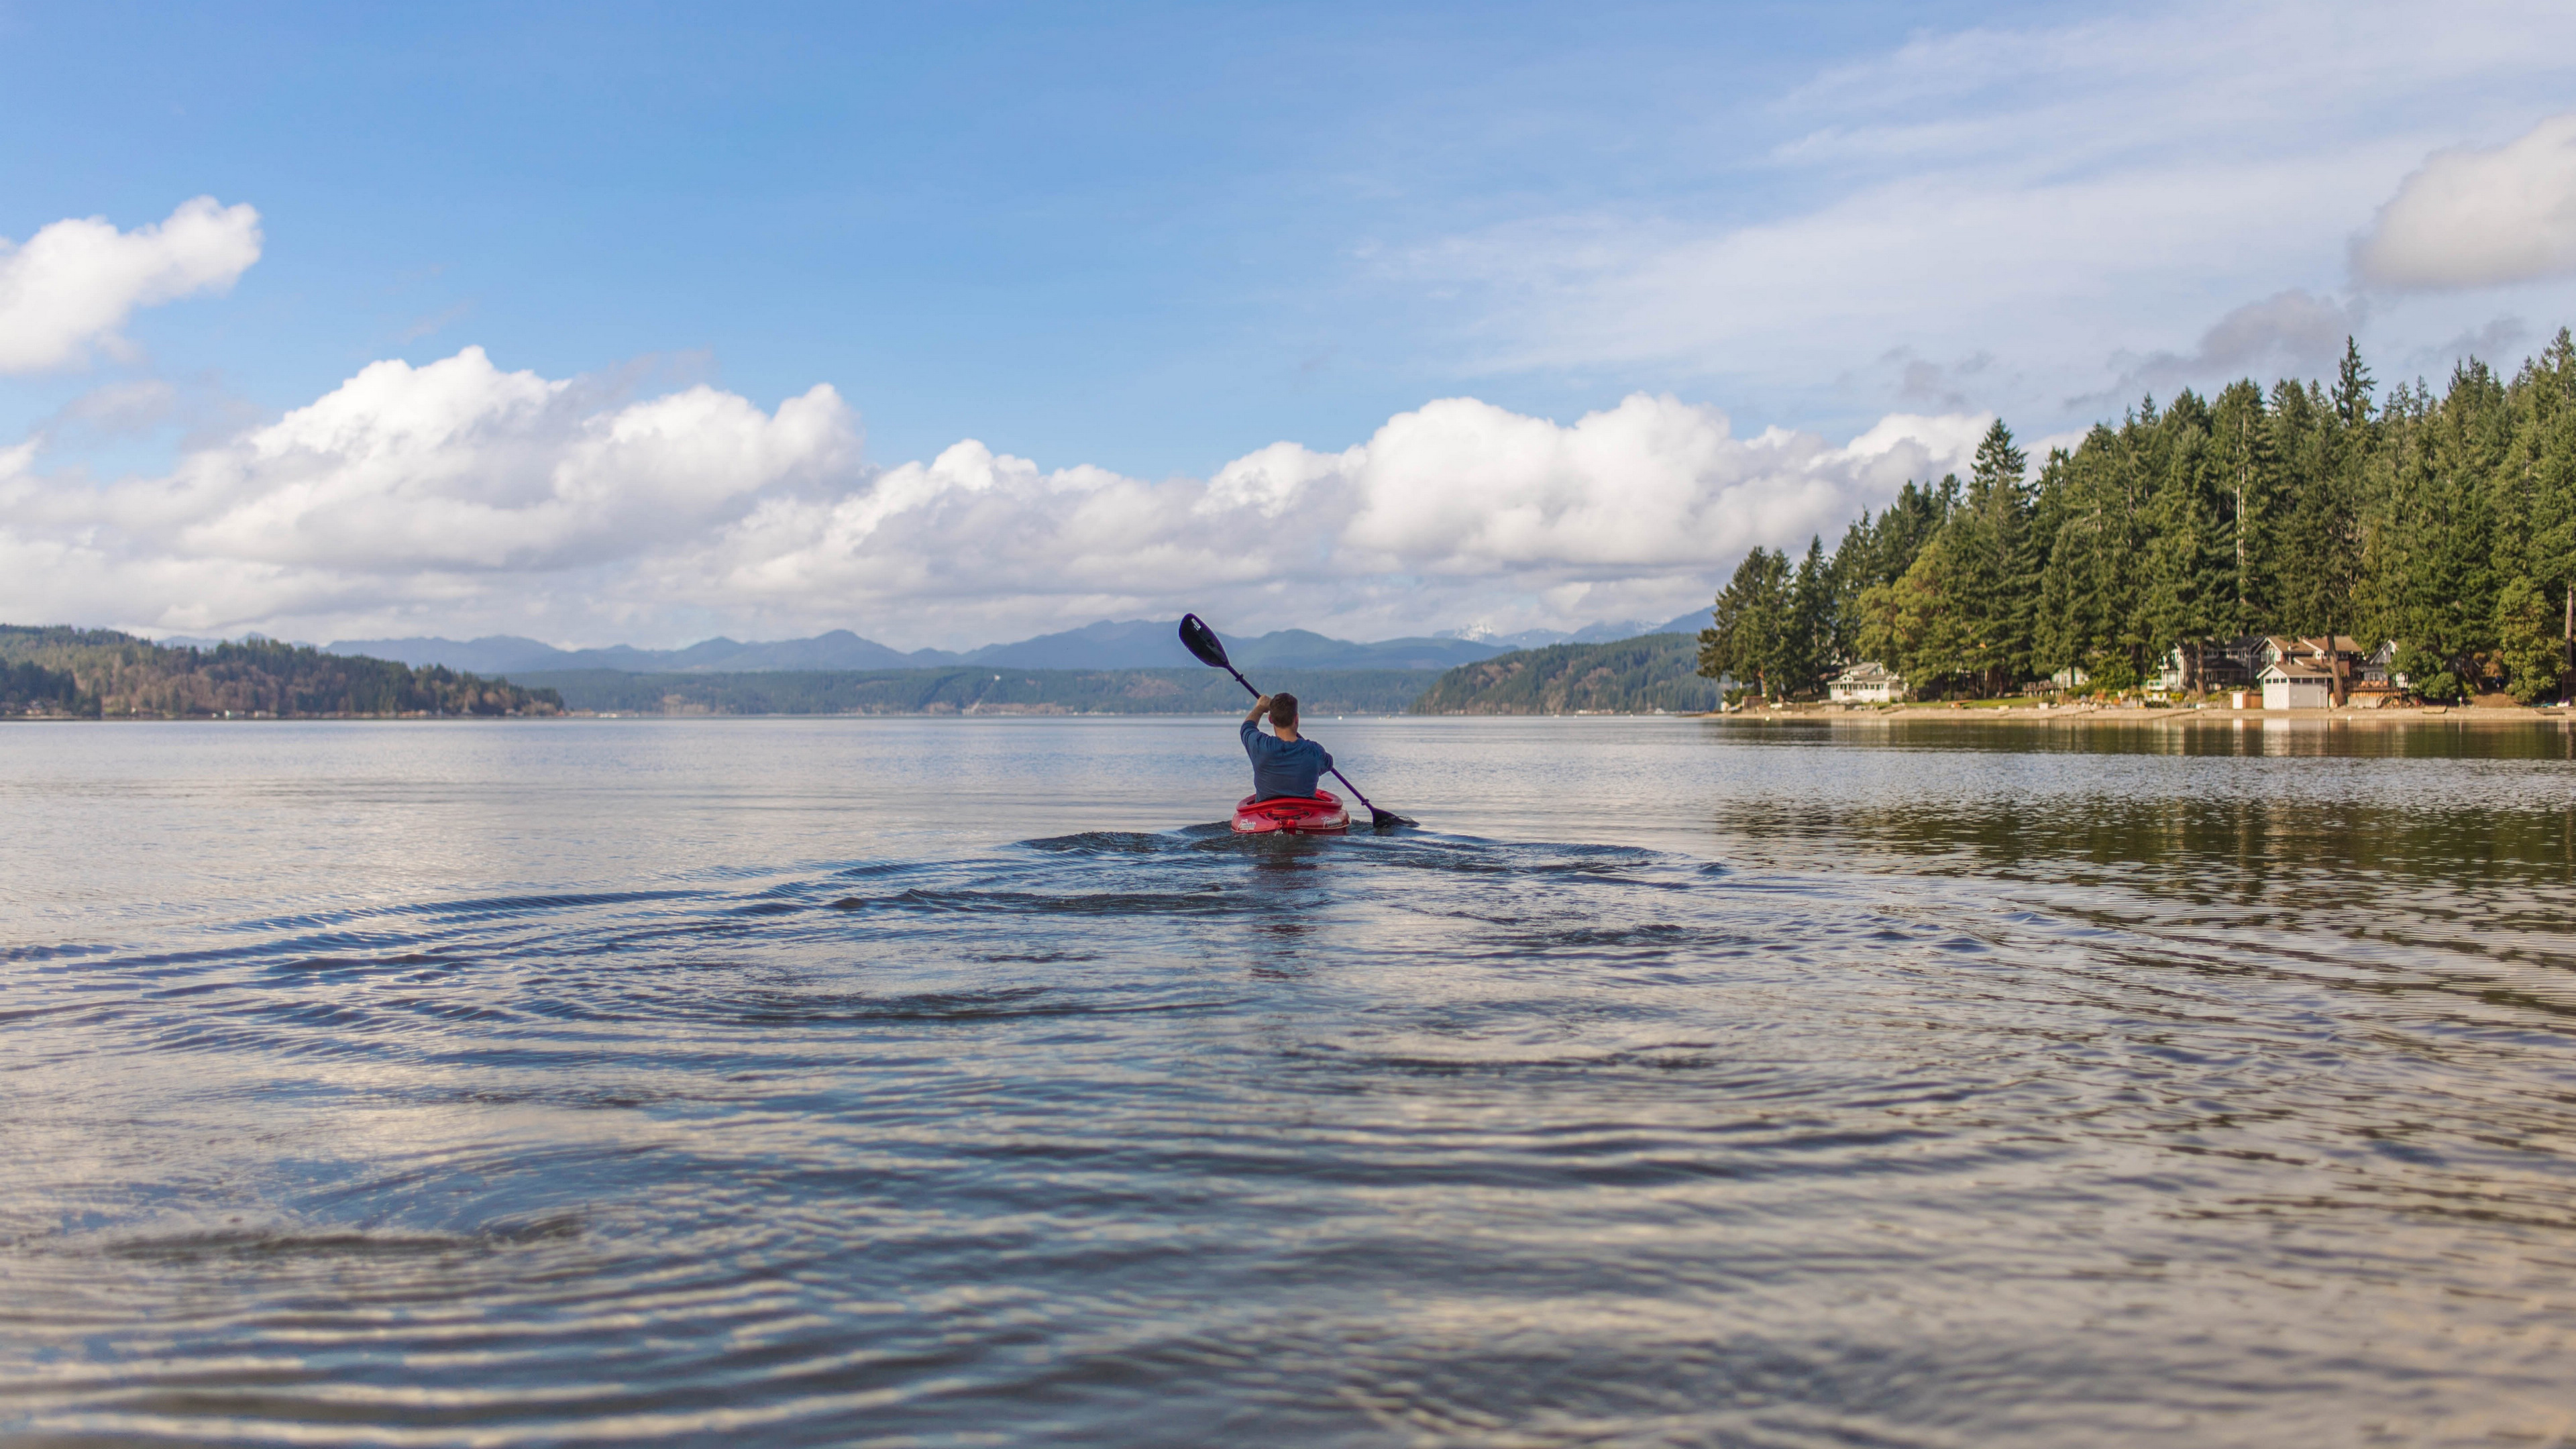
(5, 715, 2575, 1447)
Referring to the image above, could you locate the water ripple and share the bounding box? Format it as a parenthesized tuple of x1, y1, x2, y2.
(4, 719, 2574, 1444)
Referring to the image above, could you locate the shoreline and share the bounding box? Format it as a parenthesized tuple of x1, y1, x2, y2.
(1702, 702, 2575, 724)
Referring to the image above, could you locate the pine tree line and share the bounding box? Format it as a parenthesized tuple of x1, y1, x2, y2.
(1699, 331, 2576, 704)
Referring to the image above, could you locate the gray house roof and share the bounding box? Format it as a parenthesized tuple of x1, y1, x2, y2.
(2258, 659, 2334, 682)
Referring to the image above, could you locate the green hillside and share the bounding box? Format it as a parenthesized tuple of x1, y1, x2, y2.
(0, 626, 562, 718)
(511, 666, 1444, 716)
(1409, 633, 1720, 714)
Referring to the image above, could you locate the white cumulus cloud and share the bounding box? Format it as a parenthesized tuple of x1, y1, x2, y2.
(673, 392, 1984, 645)
(0, 198, 264, 374)
(149, 346, 855, 573)
(0, 347, 1986, 648)
(2355, 112, 2576, 289)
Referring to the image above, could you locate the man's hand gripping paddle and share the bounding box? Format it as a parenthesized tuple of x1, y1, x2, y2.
(1179, 613, 1416, 830)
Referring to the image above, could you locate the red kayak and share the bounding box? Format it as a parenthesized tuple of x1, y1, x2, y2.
(1232, 790, 1350, 835)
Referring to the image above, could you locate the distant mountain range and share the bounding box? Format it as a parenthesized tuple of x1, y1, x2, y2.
(324, 611, 1712, 678)
(325, 629, 930, 676)
(514, 665, 1447, 717)
(1438, 612, 1707, 649)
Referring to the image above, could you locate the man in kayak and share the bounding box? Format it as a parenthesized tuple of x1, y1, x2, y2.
(1242, 692, 1333, 800)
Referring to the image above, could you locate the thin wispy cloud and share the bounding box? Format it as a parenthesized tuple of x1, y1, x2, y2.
(1399, 0, 2576, 423)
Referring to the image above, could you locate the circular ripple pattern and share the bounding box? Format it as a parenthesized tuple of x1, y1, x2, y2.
(3, 716, 2574, 1446)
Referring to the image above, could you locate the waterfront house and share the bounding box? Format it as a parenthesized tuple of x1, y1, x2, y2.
(2259, 659, 2335, 709)
(2147, 652, 2181, 696)
(1829, 661, 1903, 704)
(2150, 635, 2268, 695)
(2251, 635, 2396, 706)
(2352, 640, 2409, 702)
(2261, 635, 2367, 671)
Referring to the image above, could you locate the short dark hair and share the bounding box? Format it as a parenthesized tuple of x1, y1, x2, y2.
(1269, 692, 1299, 728)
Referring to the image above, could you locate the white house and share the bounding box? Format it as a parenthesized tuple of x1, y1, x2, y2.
(2258, 659, 2334, 709)
(1829, 661, 1903, 704)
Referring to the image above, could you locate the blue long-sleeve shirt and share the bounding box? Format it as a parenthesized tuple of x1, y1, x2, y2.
(1241, 719, 1333, 800)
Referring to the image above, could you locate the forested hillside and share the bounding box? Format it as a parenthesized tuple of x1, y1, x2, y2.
(1700, 332, 2576, 703)
(1409, 635, 1719, 714)
(2, 657, 90, 714)
(0, 627, 562, 718)
(512, 666, 1441, 716)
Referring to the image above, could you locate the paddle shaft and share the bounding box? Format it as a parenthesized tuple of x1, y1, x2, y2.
(1220, 665, 1385, 817)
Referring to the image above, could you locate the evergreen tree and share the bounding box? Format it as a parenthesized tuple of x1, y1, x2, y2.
(1942, 420, 2034, 694)
(1697, 547, 1793, 700)
(1827, 478, 1951, 667)
(2210, 379, 2278, 633)
(2379, 361, 2506, 697)
(2332, 336, 2375, 428)
(1788, 536, 1833, 693)
(2032, 426, 2133, 682)
(1728, 327, 2576, 706)
(2140, 392, 2231, 687)
(2266, 379, 2349, 638)
(1826, 515, 1876, 665)
(1865, 535, 1970, 694)
(2496, 577, 2563, 704)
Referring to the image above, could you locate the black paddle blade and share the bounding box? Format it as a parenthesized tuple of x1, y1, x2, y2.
(1364, 804, 1416, 830)
(1177, 613, 1232, 669)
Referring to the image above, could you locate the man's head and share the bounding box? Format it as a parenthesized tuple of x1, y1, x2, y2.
(1269, 692, 1299, 729)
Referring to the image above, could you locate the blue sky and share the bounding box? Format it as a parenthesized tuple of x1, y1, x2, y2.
(1, 0, 2044, 472)
(6, 1, 2576, 647)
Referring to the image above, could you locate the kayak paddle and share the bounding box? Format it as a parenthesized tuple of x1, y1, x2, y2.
(1179, 612, 1416, 830)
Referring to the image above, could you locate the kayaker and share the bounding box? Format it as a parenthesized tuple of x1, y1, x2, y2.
(1242, 692, 1333, 801)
